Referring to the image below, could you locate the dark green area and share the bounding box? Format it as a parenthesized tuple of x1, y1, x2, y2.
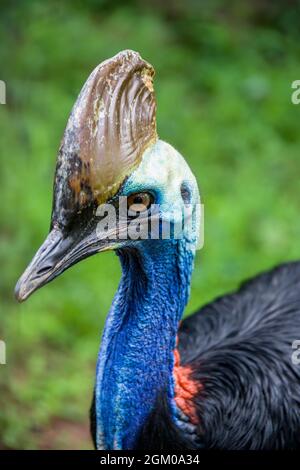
(1, 0, 300, 449)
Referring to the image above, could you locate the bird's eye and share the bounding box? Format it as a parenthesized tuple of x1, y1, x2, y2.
(127, 192, 153, 215)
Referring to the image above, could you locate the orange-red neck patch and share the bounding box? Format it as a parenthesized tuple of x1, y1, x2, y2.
(173, 343, 202, 425)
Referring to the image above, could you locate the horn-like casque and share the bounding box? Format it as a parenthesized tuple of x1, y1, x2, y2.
(52, 50, 157, 228)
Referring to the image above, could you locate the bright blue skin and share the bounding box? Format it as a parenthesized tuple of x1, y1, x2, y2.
(95, 238, 194, 449)
(94, 141, 200, 449)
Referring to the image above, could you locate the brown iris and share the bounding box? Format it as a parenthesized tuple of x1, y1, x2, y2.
(127, 192, 153, 214)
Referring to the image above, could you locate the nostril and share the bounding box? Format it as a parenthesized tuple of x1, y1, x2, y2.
(36, 265, 53, 276)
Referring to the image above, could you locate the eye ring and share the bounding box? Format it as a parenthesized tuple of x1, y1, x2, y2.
(127, 192, 154, 215)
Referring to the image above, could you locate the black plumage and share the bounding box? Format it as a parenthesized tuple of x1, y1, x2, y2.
(135, 261, 300, 450)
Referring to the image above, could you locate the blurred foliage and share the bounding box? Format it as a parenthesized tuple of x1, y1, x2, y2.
(1, 0, 300, 449)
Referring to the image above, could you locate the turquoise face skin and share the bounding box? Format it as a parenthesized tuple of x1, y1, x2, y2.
(94, 140, 200, 450)
(122, 140, 201, 251)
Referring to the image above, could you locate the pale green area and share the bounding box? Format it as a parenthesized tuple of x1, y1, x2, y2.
(1, 0, 300, 449)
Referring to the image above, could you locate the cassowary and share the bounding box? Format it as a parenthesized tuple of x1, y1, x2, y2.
(15, 50, 300, 450)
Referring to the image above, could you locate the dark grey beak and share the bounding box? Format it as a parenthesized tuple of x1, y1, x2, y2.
(15, 228, 64, 302)
(14, 218, 117, 302)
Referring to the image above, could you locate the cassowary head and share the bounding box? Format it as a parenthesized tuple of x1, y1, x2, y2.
(15, 50, 200, 302)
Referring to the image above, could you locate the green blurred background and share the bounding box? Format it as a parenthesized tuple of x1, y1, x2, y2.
(1, 0, 300, 449)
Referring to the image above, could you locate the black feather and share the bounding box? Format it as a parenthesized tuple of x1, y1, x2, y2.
(91, 261, 300, 449)
(90, 391, 97, 449)
(177, 261, 300, 449)
(136, 393, 199, 450)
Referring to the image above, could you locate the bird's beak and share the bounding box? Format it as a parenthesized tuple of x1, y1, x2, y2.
(14, 218, 117, 302)
(15, 50, 157, 302)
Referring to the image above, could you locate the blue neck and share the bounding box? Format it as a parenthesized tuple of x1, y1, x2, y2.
(95, 239, 194, 449)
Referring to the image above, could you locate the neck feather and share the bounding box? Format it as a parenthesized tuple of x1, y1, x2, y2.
(95, 239, 194, 449)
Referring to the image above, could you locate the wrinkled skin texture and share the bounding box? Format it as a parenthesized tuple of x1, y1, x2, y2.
(94, 239, 195, 449)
